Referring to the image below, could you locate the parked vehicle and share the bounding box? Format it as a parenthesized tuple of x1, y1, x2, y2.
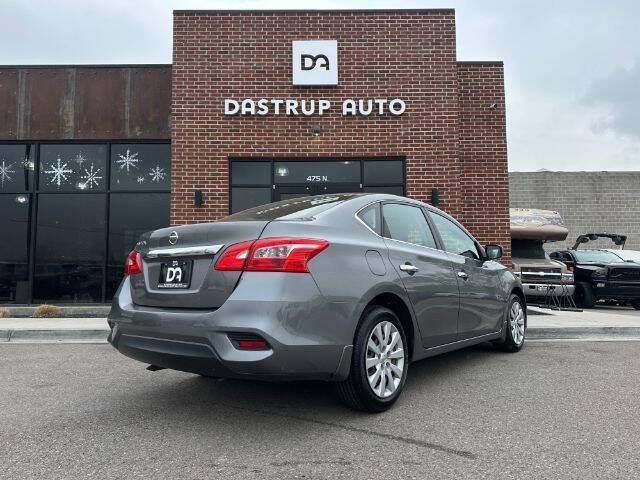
(551, 233, 640, 310)
(109, 193, 526, 412)
(510, 208, 574, 303)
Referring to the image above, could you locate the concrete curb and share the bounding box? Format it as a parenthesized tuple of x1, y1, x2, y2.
(0, 329, 109, 343)
(1, 327, 640, 343)
(527, 327, 640, 339)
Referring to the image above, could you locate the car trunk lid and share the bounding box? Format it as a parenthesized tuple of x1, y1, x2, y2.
(130, 221, 268, 308)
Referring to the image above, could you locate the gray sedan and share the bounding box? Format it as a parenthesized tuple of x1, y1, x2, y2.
(108, 193, 526, 412)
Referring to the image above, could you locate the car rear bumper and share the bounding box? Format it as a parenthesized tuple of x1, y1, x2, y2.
(108, 274, 355, 381)
(522, 283, 575, 298)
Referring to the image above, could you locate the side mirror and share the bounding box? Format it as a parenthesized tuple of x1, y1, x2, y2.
(485, 244, 503, 260)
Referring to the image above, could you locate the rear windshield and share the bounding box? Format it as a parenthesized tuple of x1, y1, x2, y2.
(573, 250, 622, 263)
(220, 194, 358, 221)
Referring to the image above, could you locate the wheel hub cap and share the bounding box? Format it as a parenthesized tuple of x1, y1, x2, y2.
(366, 321, 405, 398)
(510, 301, 525, 346)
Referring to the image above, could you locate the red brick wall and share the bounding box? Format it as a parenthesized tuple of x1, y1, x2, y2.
(457, 62, 511, 264)
(171, 10, 509, 259)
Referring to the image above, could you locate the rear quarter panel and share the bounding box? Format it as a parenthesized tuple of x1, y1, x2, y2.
(259, 207, 421, 353)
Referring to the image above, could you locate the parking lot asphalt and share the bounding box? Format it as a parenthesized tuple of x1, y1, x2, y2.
(1, 341, 639, 479)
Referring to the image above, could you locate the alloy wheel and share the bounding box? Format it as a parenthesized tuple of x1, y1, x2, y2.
(366, 321, 405, 398)
(510, 301, 525, 346)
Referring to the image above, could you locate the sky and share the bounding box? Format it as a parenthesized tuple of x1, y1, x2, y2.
(1, 0, 639, 172)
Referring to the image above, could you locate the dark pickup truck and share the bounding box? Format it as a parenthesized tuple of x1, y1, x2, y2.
(550, 234, 640, 309)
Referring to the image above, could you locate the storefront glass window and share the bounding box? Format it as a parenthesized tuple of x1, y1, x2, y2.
(110, 144, 171, 191)
(107, 193, 170, 298)
(0, 194, 31, 303)
(33, 194, 106, 303)
(39, 145, 107, 192)
(0, 142, 171, 305)
(0, 144, 34, 193)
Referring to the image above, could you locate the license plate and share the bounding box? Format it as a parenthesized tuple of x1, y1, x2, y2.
(158, 260, 192, 289)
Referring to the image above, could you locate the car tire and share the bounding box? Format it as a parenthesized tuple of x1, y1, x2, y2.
(336, 306, 408, 413)
(631, 300, 640, 311)
(493, 294, 526, 353)
(574, 282, 595, 308)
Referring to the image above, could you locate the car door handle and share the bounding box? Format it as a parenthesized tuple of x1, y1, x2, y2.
(399, 263, 419, 274)
(457, 271, 469, 280)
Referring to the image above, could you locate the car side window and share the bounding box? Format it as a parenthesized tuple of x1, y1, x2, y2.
(357, 203, 381, 235)
(430, 213, 480, 260)
(381, 203, 437, 249)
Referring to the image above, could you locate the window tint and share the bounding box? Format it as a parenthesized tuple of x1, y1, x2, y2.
(363, 160, 403, 185)
(0, 195, 30, 303)
(107, 193, 170, 298)
(382, 203, 437, 249)
(231, 187, 272, 213)
(357, 203, 381, 234)
(430, 213, 479, 260)
(110, 144, 171, 191)
(274, 161, 360, 184)
(0, 144, 34, 193)
(231, 162, 271, 185)
(39, 144, 107, 192)
(33, 194, 106, 303)
(363, 185, 404, 196)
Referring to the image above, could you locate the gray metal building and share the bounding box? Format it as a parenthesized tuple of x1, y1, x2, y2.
(509, 171, 640, 251)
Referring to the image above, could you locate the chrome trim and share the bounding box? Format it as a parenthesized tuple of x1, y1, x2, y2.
(146, 244, 225, 258)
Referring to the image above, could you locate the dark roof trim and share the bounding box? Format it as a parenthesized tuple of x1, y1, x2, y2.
(0, 64, 171, 69)
(174, 8, 455, 14)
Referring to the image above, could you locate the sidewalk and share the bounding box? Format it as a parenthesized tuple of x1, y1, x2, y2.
(1, 307, 639, 343)
(0, 317, 109, 343)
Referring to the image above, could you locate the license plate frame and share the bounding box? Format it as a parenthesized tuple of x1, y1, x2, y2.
(157, 259, 192, 289)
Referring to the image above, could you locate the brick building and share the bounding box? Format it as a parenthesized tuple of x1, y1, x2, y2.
(0, 9, 509, 304)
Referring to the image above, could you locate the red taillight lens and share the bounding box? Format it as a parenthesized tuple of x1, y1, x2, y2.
(124, 250, 142, 276)
(245, 237, 329, 273)
(214, 240, 256, 271)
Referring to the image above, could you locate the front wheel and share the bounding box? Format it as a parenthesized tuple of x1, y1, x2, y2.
(336, 306, 408, 413)
(574, 282, 595, 308)
(494, 294, 526, 352)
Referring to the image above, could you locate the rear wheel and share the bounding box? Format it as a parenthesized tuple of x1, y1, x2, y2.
(494, 294, 526, 352)
(336, 306, 408, 413)
(574, 282, 595, 308)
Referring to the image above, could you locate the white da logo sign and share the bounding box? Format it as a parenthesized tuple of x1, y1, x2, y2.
(292, 40, 338, 86)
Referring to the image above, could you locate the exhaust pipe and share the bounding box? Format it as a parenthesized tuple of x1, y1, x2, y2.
(146, 365, 165, 372)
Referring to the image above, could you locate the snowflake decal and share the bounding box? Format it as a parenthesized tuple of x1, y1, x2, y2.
(148, 165, 166, 183)
(115, 149, 139, 172)
(79, 163, 103, 189)
(136, 176, 145, 184)
(74, 153, 87, 166)
(0, 160, 16, 187)
(44, 157, 74, 188)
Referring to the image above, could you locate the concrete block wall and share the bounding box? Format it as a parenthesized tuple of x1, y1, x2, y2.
(509, 171, 640, 251)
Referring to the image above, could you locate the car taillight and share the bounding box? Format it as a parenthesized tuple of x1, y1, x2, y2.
(245, 237, 329, 273)
(214, 240, 256, 271)
(124, 250, 142, 276)
(215, 237, 329, 273)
